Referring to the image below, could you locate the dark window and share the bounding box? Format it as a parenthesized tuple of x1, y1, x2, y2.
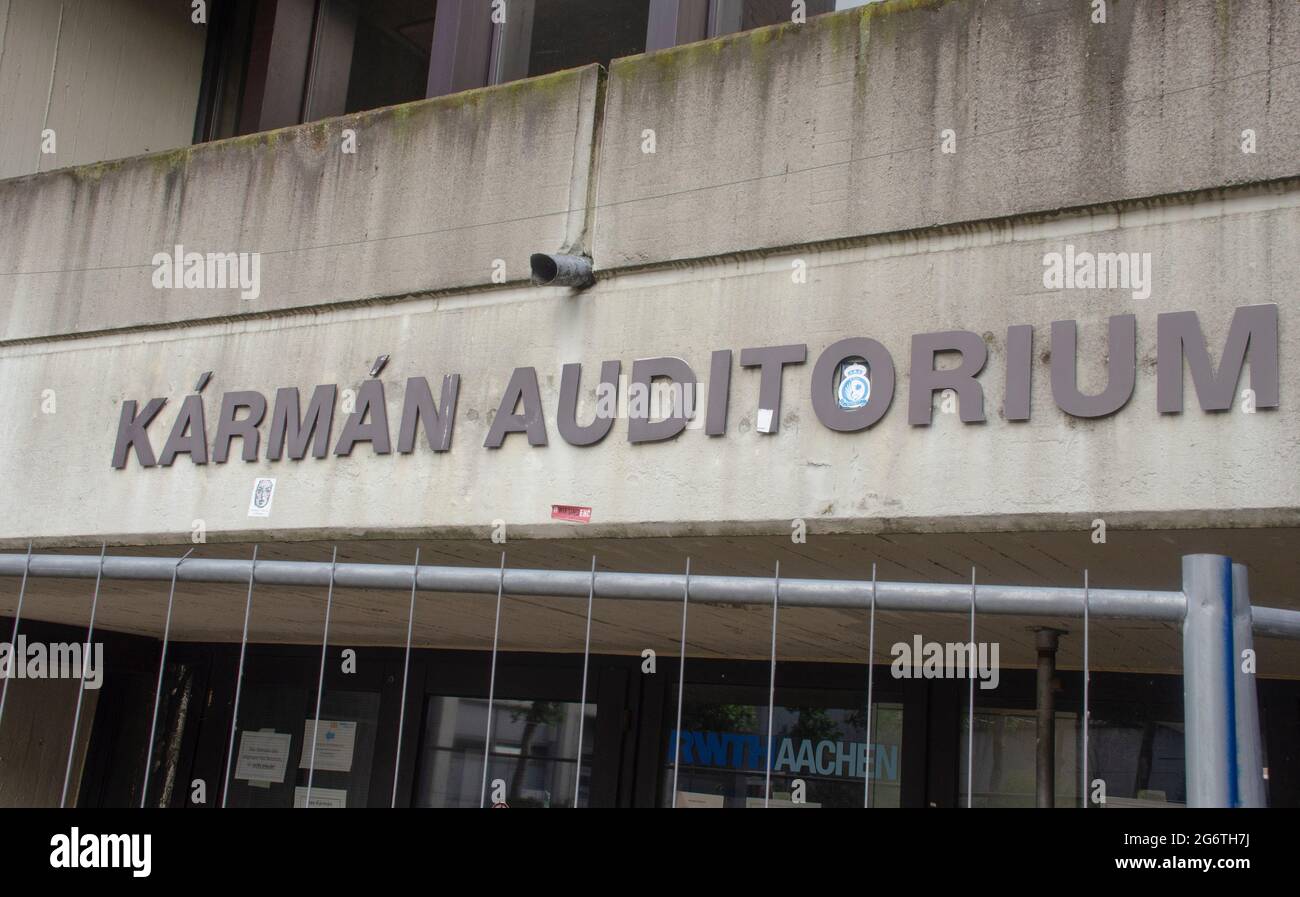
(710, 0, 873, 35)
(200, 0, 438, 139)
(195, 0, 891, 142)
(493, 0, 651, 84)
(308, 0, 436, 120)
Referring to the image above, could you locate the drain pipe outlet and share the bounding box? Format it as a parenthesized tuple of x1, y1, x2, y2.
(530, 253, 594, 288)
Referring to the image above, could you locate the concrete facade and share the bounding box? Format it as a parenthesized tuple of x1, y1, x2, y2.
(0, 0, 205, 181)
(0, 0, 1297, 812)
(0, 188, 1295, 547)
(0, 63, 603, 340)
(0, 0, 1296, 643)
(0, 0, 1295, 551)
(596, 0, 1299, 266)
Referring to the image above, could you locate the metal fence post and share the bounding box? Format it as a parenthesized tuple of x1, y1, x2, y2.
(1182, 554, 1237, 808)
(1231, 563, 1266, 807)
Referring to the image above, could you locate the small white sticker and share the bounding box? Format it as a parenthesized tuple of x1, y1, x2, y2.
(248, 477, 276, 517)
(756, 408, 774, 433)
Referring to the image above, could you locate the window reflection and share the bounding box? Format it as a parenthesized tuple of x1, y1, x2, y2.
(961, 710, 1077, 808)
(416, 696, 595, 807)
(1088, 718, 1186, 806)
(960, 708, 1188, 807)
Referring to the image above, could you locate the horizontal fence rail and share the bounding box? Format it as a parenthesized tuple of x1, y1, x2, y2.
(1, 551, 1298, 637)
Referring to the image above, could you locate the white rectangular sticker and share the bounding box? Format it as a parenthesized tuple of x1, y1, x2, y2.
(234, 730, 291, 783)
(756, 408, 774, 433)
(299, 719, 357, 773)
(248, 477, 276, 517)
(294, 786, 348, 809)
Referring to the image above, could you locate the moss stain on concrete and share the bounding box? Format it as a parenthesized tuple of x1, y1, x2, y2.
(1215, 0, 1232, 45)
(614, 0, 964, 85)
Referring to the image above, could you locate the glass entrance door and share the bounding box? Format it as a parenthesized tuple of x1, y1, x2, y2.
(409, 653, 632, 807)
(414, 696, 596, 807)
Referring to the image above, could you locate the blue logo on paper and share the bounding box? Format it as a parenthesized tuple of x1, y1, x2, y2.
(837, 364, 870, 409)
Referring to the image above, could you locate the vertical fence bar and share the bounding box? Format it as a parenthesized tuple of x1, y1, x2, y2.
(1231, 563, 1266, 807)
(0, 542, 33, 738)
(863, 562, 876, 809)
(572, 556, 597, 809)
(221, 545, 258, 808)
(1082, 569, 1089, 808)
(390, 547, 421, 808)
(304, 546, 338, 808)
(479, 552, 505, 808)
(61, 543, 105, 808)
(1182, 553, 1237, 807)
(670, 557, 690, 808)
(763, 561, 779, 808)
(966, 566, 976, 809)
(141, 548, 193, 808)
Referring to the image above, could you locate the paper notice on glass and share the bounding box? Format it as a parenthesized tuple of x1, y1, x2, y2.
(294, 786, 348, 809)
(745, 795, 820, 808)
(298, 719, 357, 773)
(234, 730, 291, 783)
(675, 791, 725, 808)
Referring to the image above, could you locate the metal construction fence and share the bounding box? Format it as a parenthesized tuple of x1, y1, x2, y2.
(1, 548, 1298, 808)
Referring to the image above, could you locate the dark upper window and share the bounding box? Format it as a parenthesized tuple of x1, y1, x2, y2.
(710, 0, 876, 34)
(493, 0, 651, 84)
(194, 0, 871, 143)
(198, 0, 438, 140)
(318, 0, 436, 118)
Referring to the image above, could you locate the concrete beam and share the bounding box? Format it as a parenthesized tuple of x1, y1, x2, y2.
(595, 0, 1300, 268)
(0, 64, 604, 342)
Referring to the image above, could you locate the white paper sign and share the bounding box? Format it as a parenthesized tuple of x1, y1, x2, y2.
(756, 408, 774, 433)
(234, 730, 291, 783)
(248, 477, 276, 517)
(299, 719, 357, 773)
(294, 786, 348, 808)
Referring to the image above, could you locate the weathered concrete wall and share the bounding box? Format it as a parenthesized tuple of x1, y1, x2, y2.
(0, 63, 603, 341)
(0, 0, 205, 182)
(0, 184, 1295, 545)
(0, 0, 1296, 548)
(595, 0, 1299, 266)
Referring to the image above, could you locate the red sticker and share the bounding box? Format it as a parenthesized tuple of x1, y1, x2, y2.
(551, 504, 592, 523)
